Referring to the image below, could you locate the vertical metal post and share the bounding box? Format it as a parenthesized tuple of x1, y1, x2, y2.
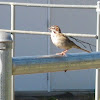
(11, 4, 15, 51)
(11, 4, 15, 100)
(95, 1, 100, 100)
(0, 32, 12, 100)
(47, 0, 51, 92)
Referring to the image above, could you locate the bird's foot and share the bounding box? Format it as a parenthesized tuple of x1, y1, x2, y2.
(56, 51, 66, 56)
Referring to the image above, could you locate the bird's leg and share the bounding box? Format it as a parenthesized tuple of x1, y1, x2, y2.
(56, 49, 68, 56)
(61, 49, 68, 55)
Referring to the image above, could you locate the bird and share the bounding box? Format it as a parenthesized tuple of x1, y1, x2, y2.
(49, 25, 90, 56)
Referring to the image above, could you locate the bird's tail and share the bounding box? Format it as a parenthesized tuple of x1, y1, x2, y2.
(74, 45, 90, 53)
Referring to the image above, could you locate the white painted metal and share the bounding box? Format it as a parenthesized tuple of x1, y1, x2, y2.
(0, 2, 97, 9)
(47, 0, 51, 92)
(95, 1, 100, 100)
(11, 5, 15, 32)
(11, 4, 15, 100)
(0, 32, 12, 100)
(0, 29, 96, 38)
(13, 52, 100, 75)
(11, 4, 15, 55)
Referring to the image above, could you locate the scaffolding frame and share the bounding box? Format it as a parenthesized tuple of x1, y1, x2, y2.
(0, 1, 99, 100)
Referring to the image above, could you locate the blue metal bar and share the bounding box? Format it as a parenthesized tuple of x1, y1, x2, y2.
(13, 52, 100, 75)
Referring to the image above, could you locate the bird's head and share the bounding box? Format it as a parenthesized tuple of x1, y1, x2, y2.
(49, 25, 61, 33)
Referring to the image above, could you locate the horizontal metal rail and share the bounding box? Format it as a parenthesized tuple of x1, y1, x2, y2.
(0, 29, 96, 38)
(0, 2, 97, 9)
(13, 52, 100, 75)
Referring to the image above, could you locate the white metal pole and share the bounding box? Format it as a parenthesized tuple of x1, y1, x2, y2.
(95, 1, 100, 100)
(0, 32, 12, 100)
(11, 4, 15, 100)
(0, 29, 96, 37)
(0, 2, 97, 9)
(47, 0, 51, 92)
(11, 4, 15, 50)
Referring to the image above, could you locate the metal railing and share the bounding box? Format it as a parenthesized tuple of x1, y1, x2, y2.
(0, 29, 97, 37)
(0, 2, 97, 8)
(0, 2, 97, 38)
(12, 52, 100, 75)
(0, 1, 99, 100)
